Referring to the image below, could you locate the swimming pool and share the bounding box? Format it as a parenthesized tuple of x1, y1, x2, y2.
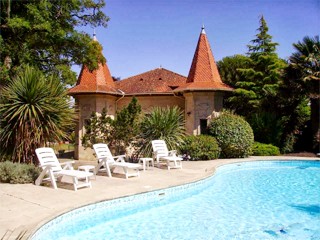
(31, 160, 320, 240)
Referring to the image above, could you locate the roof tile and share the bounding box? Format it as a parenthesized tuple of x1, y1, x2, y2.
(175, 27, 233, 92)
(115, 68, 186, 94)
(69, 27, 232, 96)
(69, 62, 119, 95)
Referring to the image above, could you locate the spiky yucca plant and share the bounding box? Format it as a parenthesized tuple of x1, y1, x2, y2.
(0, 65, 75, 164)
(138, 106, 185, 157)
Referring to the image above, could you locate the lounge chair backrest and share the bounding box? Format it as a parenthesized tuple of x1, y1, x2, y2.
(35, 147, 63, 172)
(152, 140, 169, 157)
(93, 143, 115, 163)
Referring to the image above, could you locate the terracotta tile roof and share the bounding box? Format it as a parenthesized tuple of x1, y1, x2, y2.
(115, 68, 187, 95)
(69, 63, 119, 95)
(174, 81, 233, 92)
(175, 27, 233, 92)
(69, 27, 232, 96)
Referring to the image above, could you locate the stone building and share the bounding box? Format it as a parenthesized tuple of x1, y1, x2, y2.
(69, 27, 233, 160)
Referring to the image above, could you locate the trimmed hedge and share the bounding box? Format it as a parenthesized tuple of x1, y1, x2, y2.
(252, 142, 280, 156)
(208, 112, 254, 158)
(0, 161, 40, 184)
(179, 135, 220, 160)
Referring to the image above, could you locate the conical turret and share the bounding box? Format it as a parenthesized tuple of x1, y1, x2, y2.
(69, 33, 118, 95)
(175, 26, 232, 92)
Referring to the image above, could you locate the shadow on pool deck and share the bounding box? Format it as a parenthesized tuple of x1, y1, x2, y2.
(0, 156, 318, 239)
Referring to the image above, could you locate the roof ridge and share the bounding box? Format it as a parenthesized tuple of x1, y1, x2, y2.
(156, 67, 187, 79)
(120, 67, 186, 82)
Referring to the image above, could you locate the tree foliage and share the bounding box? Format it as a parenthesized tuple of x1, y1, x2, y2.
(179, 135, 220, 160)
(111, 97, 142, 155)
(217, 54, 252, 110)
(228, 16, 287, 116)
(138, 106, 185, 157)
(82, 97, 142, 156)
(217, 54, 251, 88)
(289, 35, 320, 151)
(82, 107, 112, 148)
(220, 16, 298, 152)
(208, 111, 254, 158)
(290, 36, 320, 83)
(0, 0, 109, 85)
(0, 65, 75, 164)
(275, 64, 311, 152)
(252, 142, 280, 156)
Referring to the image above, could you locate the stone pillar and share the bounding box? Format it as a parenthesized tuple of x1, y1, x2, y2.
(184, 92, 224, 135)
(184, 92, 196, 135)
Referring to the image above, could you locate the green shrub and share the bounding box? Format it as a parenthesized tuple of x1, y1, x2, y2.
(180, 135, 220, 160)
(0, 161, 41, 184)
(248, 112, 283, 147)
(0, 65, 75, 164)
(138, 106, 185, 157)
(208, 112, 254, 158)
(252, 142, 280, 156)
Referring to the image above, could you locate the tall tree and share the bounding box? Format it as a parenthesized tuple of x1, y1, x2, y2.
(276, 64, 311, 152)
(111, 97, 142, 155)
(0, 0, 109, 85)
(217, 54, 251, 111)
(217, 54, 251, 88)
(289, 36, 320, 151)
(227, 16, 287, 146)
(232, 16, 286, 115)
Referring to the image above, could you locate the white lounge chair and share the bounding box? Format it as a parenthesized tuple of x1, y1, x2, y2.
(152, 140, 183, 170)
(35, 148, 93, 191)
(93, 143, 141, 179)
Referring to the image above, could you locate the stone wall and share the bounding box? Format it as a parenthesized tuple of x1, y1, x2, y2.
(74, 94, 117, 160)
(117, 95, 185, 113)
(184, 92, 224, 135)
(73, 92, 223, 160)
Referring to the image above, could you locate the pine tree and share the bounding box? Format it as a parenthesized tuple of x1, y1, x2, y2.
(247, 16, 278, 56)
(111, 97, 142, 155)
(82, 98, 142, 156)
(233, 16, 287, 115)
(228, 16, 287, 146)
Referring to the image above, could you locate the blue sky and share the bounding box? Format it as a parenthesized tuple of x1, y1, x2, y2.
(76, 0, 319, 79)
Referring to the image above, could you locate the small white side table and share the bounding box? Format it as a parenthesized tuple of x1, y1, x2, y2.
(78, 165, 96, 179)
(138, 158, 154, 171)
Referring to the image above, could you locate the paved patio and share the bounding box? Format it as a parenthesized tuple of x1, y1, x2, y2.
(0, 156, 318, 239)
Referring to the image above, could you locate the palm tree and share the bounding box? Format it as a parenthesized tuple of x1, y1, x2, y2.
(0, 65, 75, 164)
(290, 36, 320, 151)
(138, 106, 185, 157)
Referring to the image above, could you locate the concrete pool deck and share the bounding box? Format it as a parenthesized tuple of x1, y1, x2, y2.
(1, 156, 319, 239)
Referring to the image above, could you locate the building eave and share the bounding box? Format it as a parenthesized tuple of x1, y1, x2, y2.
(174, 86, 234, 93)
(122, 92, 176, 96)
(68, 90, 122, 96)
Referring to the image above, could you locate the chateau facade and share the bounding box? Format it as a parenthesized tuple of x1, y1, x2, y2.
(69, 27, 233, 160)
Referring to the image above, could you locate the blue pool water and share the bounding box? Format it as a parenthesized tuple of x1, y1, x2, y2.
(32, 160, 320, 240)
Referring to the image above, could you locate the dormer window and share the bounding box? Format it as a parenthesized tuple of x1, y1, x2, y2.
(169, 86, 178, 90)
